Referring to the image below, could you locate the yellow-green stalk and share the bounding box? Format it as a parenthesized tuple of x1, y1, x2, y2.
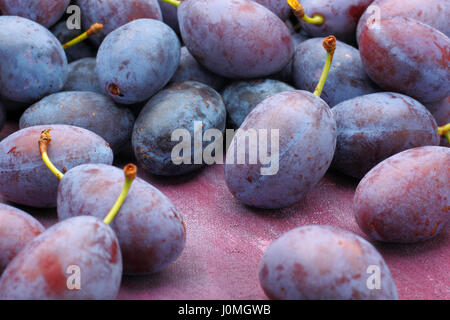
(62, 23, 103, 50)
(103, 164, 137, 225)
(287, 0, 325, 25)
(314, 36, 336, 97)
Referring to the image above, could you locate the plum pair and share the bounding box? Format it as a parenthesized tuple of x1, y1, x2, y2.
(0, 127, 186, 299)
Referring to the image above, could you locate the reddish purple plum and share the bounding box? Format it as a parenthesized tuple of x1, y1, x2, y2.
(0, 216, 122, 299)
(359, 16, 450, 104)
(357, 0, 450, 42)
(0, 204, 45, 273)
(0, 0, 70, 28)
(75, 0, 163, 46)
(297, 0, 373, 43)
(178, 0, 294, 78)
(354, 146, 450, 243)
(331, 92, 440, 178)
(259, 225, 398, 300)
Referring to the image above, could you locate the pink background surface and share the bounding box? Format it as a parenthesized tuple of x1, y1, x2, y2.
(1, 122, 449, 300)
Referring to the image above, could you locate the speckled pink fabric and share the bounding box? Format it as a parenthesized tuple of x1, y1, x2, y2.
(1, 122, 448, 300)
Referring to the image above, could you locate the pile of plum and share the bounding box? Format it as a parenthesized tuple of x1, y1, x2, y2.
(0, 0, 448, 300)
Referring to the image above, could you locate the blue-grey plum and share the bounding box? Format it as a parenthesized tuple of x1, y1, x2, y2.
(259, 225, 398, 299)
(225, 90, 337, 209)
(331, 92, 440, 178)
(222, 79, 295, 128)
(62, 58, 103, 93)
(133, 81, 226, 176)
(292, 38, 378, 107)
(96, 19, 180, 104)
(19, 91, 135, 153)
(57, 164, 186, 274)
(178, 0, 294, 78)
(0, 16, 68, 103)
(170, 47, 228, 92)
(0, 125, 114, 208)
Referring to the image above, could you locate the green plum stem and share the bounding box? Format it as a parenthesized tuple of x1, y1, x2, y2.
(103, 164, 137, 225)
(39, 129, 65, 180)
(160, 0, 181, 8)
(314, 36, 336, 97)
(287, 0, 325, 25)
(62, 23, 103, 50)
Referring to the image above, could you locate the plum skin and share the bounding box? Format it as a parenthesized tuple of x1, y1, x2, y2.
(75, 0, 163, 46)
(331, 92, 440, 179)
(359, 16, 450, 104)
(0, 125, 114, 208)
(225, 90, 337, 209)
(297, 0, 373, 43)
(0, 204, 45, 273)
(253, 0, 291, 21)
(292, 38, 378, 107)
(0, 0, 70, 28)
(222, 79, 295, 128)
(0, 16, 68, 103)
(62, 58, 103, 93)
(133, 81, 226, 176)
(259, 225, 398, 300)
(356, 0, 450, 42)
(0, 216, 122, 300)
(354, 146, 450, 243)
(96, 19, 181, 105)
(170, 47, 227, 92)
(178, 0, 294, 78)
(57, 164, 186, 275)
(19, 91, 135, 154)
